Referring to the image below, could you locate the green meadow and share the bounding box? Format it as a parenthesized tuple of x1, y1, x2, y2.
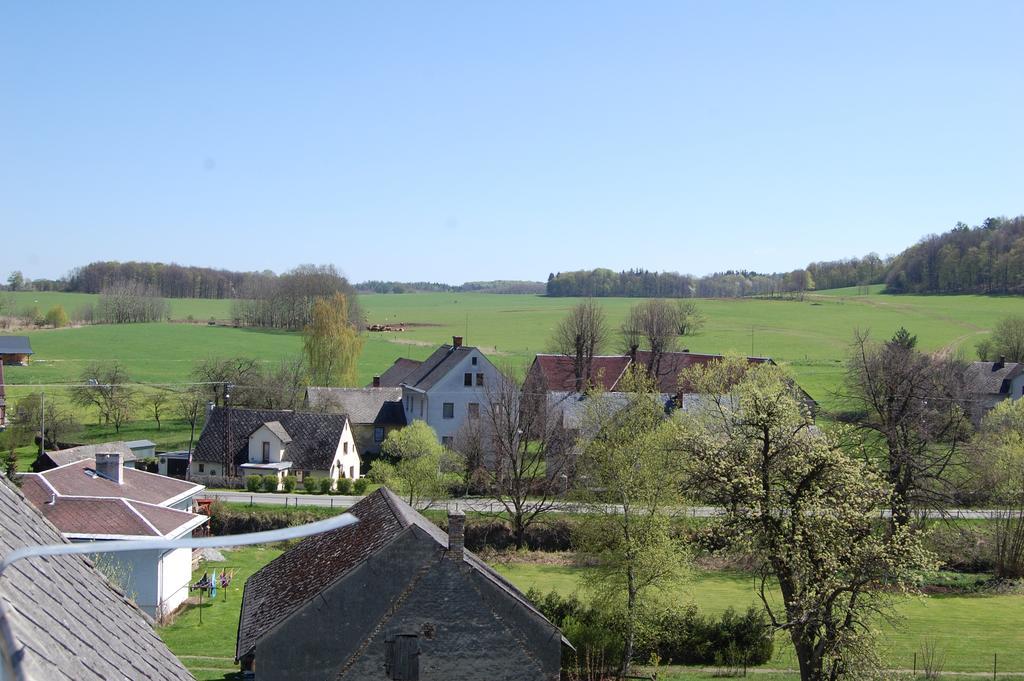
(5, 287, 1024, 409)
(492, 562, 1024, 674)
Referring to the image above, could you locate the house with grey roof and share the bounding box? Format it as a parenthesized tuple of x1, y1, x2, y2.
(373, 357, 424, 388)
(964, 357, 1024, 423)
(38, 441, 139, 470)
(235, 487, 568, 680)
(0, 477, 195, 680)
(19, 453, 207, 620)
(191, 407, 361, 488)
(305, 386, 407, 458)
(398, 337, 502, 447)
(0, 336, 32, 366)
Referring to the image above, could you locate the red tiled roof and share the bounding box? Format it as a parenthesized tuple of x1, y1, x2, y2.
(530, 355, 631, 392)
(631, 351, 774, 393)
(28, 459, 203, 506)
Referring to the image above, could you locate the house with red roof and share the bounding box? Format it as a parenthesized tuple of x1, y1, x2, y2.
(19, 451, 207, 621)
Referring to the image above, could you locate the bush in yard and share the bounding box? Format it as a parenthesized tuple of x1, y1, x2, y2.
(303, 476, 320, 493)
(245, 475, 262, 493)
(336, 477, 353, 494)
(352, 477, 368, 495)
(319, 477, 333, 494)
(261, 475, 278, 493)
(282, 475, 297, 493)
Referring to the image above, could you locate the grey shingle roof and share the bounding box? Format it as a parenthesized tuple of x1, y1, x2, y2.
(236, 487, 565, 660)
(374, 357, 423, 387)
(965, 361, 1023, 395)
(44, 442, 138, 468)
(400, 344, 475, 391)
(260, 421, 293, 444)
(0, 337, 32, 356)
(0, 478, 194, 681)
(193, 407, 350, 470)
(305, 387, 407, 426)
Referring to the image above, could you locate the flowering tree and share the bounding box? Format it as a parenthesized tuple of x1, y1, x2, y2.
(679, 359, 934, 681)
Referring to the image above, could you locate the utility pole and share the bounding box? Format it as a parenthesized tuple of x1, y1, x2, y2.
(39, 390, 45, 458)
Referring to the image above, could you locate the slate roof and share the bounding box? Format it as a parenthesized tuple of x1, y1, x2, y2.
(43, 442, 138, 468)
(19, 477, 204, 538)
(236, 487, 566, 660)
(400, 344, 478, 391)
(964, 361, 1023, 395)
(374, 357, 423, 387)
(21, 459, 203, 506)
(193, 407, 351, 471)
(0, 478, 194, 681)
(305, 387, 407, 426)
(0, 336, 32, 356)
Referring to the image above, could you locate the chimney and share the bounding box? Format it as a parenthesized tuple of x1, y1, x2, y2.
(205, 401, 215, 421)
(447, 510, 465, 561)
(95, 452, 123, 484)
(995, 356, 1006, 370)
(452, 336, 463, 348)
(372, 375, 381, 387)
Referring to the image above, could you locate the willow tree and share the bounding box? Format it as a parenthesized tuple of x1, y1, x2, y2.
(303, 292, 364, 387)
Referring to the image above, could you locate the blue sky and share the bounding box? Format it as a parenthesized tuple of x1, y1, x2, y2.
(2, 2, 1021, 284)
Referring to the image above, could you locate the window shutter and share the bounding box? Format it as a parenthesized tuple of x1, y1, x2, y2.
(385, 633, 419, 680)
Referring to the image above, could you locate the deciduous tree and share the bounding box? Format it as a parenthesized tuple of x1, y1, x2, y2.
(680, 359, 934, 681)
(551, 299, 609, 391)
(70, 361, 137, 432)
(303, 292, 363, 387)
(975, 315, 1024, 362)
(370, 421, 458, 508)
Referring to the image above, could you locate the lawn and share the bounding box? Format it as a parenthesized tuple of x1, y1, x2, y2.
(158, 545, 283, 681)
(491, 563, 1024, 674)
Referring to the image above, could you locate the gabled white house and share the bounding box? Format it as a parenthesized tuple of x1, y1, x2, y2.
(399, 337, 502, 446)
(191, 407, 361, 488)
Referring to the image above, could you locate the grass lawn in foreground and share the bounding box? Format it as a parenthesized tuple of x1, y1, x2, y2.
(491, 563, 1024, 674)
(158, 545, 283, 681)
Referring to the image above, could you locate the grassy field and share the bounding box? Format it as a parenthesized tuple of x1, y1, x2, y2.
(491, 562, 1024, 674)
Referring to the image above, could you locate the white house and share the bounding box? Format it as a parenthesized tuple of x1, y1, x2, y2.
(190, 407, 361, 488)
(399, 337, 502, 446)
(19, 452, 207, 621)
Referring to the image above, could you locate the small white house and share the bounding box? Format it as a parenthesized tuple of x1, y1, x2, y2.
(190, 407, 360, 488)
(399, 337, 502, 447)
(19, 452, 207, 621)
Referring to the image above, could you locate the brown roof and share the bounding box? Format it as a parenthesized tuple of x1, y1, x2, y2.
(0, 478, 194, 680)
(632, 350, 774, 393)
(374, 357, 423, 387)
(529, 354, 631, 392)
(25, 459, 204, 506)
(19, 475, 205, 538)
(236, 487, 563, 660)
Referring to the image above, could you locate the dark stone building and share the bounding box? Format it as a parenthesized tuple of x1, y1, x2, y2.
(236, 488, 569, 680)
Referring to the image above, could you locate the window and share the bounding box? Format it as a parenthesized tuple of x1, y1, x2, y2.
(441, 436, 453, 447)
(350, 465, 356, 479)
(385, 633, 419, 680)
(468, 402, 479, 419)
(443, 402, 454, 419)
(476, 373, 484, 386)
(343, 441, 349, 454)
(262, 441, 270, 463)
(464, 373, 472, 386)
(374, 426, 385, 442)
(198, 463, 205, 473)
(471, 356, 477, 365)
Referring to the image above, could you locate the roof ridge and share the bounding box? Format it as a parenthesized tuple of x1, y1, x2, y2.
(376, 487, 414, 528)
(122, 498, 162, 536)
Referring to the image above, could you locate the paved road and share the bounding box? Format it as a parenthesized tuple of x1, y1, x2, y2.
(200, 491, 1011, 519)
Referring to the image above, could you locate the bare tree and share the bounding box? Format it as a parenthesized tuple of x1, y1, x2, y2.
(13, 393, 81, 454)
(147, 390, 170, 430)
(176, 388, 205, 455)
(94, 280, 169, 323)
(551, 299, 609, 391)
(245, 357, 308, 410)
(191, 357, 261, 406)
(466, 369, 573, 549)
(621, 299, 680, 378)
(70, 362, 137, 431)
(844, 328, 971, 531)
(674, 300, 706, 337)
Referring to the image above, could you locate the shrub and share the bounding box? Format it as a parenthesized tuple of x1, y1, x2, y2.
(261, 475, 278, 493)
(282, 475, 297, 493)
(336, 477, 353, 494)
(319, 477, 333, 494)
(303, 477, 320, 493)
(45, 305, 69, 328)
(245, 475, 262, 493)
(352, 477, 368, 495)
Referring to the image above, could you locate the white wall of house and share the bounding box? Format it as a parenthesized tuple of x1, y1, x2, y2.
(158, 547, 194, 617)
(248, 426, 287, 464)
(402, 348, 500, 444)
(330, 421, 361, 479)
